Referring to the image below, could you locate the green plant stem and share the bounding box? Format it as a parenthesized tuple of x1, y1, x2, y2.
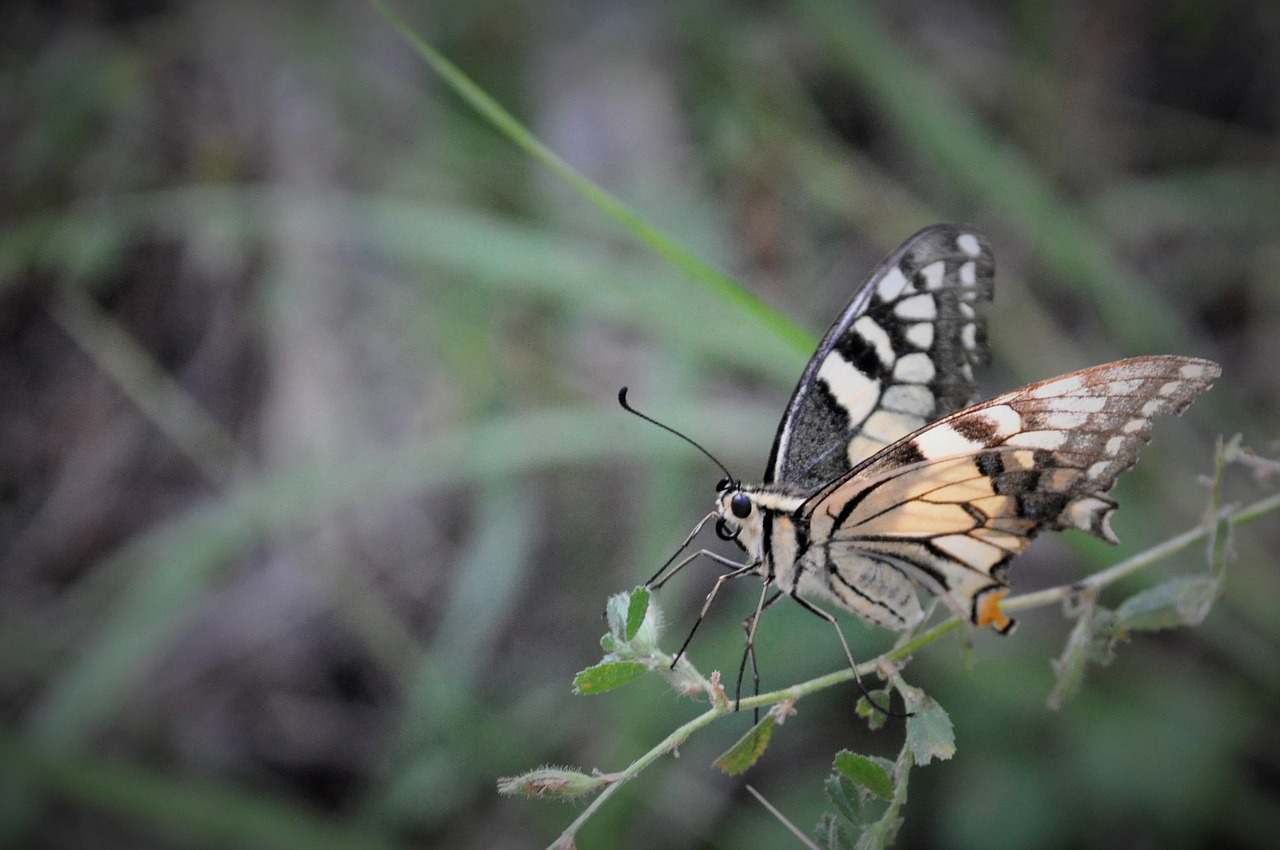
(552, 490, 1279, 846)
(1005, 489, 1280, 614)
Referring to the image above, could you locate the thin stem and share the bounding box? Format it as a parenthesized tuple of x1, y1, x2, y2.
(553, 489, 1279, 845)
(547, 703, 729, 850)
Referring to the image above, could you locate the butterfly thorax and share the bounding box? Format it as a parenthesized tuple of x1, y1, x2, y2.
(714, 482, 807, 586)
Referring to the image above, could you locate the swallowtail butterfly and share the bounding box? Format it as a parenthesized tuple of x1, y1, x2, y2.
(637, 224, 1220, 687)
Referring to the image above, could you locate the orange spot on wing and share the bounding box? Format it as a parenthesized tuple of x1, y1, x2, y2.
(976, 589, 1012, 632)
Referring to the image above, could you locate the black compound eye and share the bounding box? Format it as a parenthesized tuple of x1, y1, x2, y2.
(715, 517, 737, 540)
(715, 477, 733, 493)
(730, 493, 752, 519)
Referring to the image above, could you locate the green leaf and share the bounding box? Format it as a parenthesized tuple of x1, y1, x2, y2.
(572, 661, 647, 695)
(833, 751, 894, 801)
(900, 687, 954, 766)
(713, 714, 776, 775)
(814, 812, 854, 850)
(855, 689, 892, 731)
(854, 810, 903, 850)
(1115, 575, 1222, 632)
(625, 586, 650, 641)
(823, 772, 866, 827)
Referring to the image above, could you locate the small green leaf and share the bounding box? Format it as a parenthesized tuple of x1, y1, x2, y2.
(814, 812, 854, 850)
(833, 751, 894, 801)
(713, 714, 776, 775)
(900, 689, 954, 766)
(854, 810, 903, 850)
(572, 661, 647, 694)
(1115, 575, 1221, 632)
(855, 689, 891, 731)
(823, 772, 866, 827)
(625, 586, 650, 641)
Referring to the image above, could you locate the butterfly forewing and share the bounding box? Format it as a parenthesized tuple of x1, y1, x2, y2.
(765, 225, 994, 494)
(801, 356, 1222, 632)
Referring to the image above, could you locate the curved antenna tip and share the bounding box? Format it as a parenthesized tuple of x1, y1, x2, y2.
(617, 386, 630, 406)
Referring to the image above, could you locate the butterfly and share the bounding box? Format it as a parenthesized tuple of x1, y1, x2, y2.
(628, 224, 1220, 699)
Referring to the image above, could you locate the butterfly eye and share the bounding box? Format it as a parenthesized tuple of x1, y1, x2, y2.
(730, 493, 752, 519)
(715, 477, 733, 493)
(715, 517, 737, 541)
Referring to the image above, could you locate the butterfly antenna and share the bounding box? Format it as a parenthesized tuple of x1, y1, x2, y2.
(618, 387, 734, 482)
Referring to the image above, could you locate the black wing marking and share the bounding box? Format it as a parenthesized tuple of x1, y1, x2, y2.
(802, 356, 1221, 632)
(765, 224, 993, 494)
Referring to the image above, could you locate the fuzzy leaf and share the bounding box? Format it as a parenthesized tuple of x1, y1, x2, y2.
(854, 810, 903, 850)
(855, 689, 892, 731)
(572, 661, 647, 694)
(833, 751, 894, 801)
(1116, 575, 1221, 632)
(823, 772, 866, 826)
(901, 690, 954, 766)
(814, 812, 854, 850)
(713, 713, 775, 775)
(624, 586, 650, 641)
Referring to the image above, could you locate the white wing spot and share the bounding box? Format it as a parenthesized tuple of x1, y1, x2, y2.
(935, 534, 1004, 569)
(883, 383, 934, 416)
(896, 294, 937, 320)
(1180, 362, 1210, 379)
(1105, 435, 1127, 454)
(1088, 460, 1113, 480)
(894, 352, 936, 383)
(818, 355, 881, 426)
(1158, 381, 1182, 396)
(862, 410, 921, 443)
(957, 233, 981, 256)
(960, 261, 976, 286)
(877, 266, 910, 302)
(1141, 399, 1167, 416)
(1048, 411, 1089, 428)
(921, 261, 945, 290)
(1122, 418, 1147, 434)
(1032, 375, 1083, 398)
(1110, 379, 1144, 394)
(853, 316, 896, 369)
(984, 404, 1023, 435)
(916, 423, 986, 459)
(848, 435, 885, 464)
(961, 322, 978, 351)
(1006, 430, 1068, 450)
(959, 302, 976, 318)
(905, 322, 934, 349)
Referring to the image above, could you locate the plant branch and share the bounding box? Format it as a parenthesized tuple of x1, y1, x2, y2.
(551, 490, 1279, 846)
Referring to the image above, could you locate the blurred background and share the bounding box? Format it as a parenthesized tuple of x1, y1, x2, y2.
(2, 1, 1278, 848)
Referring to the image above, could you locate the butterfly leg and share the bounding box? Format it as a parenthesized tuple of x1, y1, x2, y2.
(789, 592, 907, 718)
(645, 512, 717, 588)
(737, 587, 784, 720)
(667, 554, 758, 668)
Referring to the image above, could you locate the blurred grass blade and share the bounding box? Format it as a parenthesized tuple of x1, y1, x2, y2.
(28, 403, 780, 752)
(796, 0, 1188, 353)
(368, 0, 811, 354)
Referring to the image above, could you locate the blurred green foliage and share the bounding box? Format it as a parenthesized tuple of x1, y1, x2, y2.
(1, 1, 1278, 848)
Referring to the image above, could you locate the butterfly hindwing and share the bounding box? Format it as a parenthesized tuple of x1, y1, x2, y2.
(801, 356, 1221, 632)
(765, 225, 994, 494)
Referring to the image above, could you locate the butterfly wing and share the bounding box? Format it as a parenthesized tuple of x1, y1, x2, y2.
(765, 225, 993, 494)
(802, 356, 1221, 632)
